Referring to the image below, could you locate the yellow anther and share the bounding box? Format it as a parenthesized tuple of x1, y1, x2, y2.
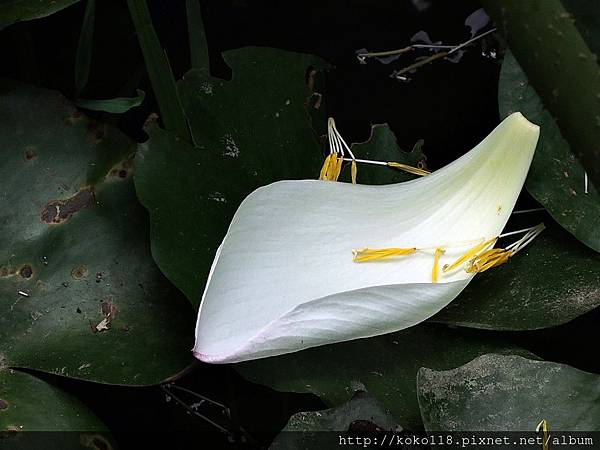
(536, 420, 549, 450)
(353, 247, 417, 263)
(351, 160, 358, 184)
(443, 237, 497, 273)
(319, 154, 344, 181)
(387, 162, 430, 177)
(319, 154, 332, 180)
(466, 248, 512, 273)
(432, 248, 445, 283)
(333, 153, 343, 181)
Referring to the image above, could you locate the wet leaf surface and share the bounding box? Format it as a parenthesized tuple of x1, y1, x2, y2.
(418, 354, 600, 431)
(237, 325, 529, 430)
(0, 369, 114, 449)
(0, 80, 194, 384)
(269, 391, 401, 449)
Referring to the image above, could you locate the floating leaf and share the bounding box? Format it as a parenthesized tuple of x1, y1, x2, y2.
(499, 51, 600, 252)
(269, 391, 401, 450)
(1, 369, 114, 449)
(75, 89, 146, 113)
(237, 325, 529, 430)
(432, 220, 600, 330)
(0, 0, 81, 30)
(418, 354, 600, 431)
(0, 80, 194, 384)
(135, 47, 328, 306)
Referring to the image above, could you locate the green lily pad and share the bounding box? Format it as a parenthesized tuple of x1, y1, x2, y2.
(269, 391, 401, 450)
(237, 325, 529, 430)
(135, 48, 328, 306)
(0, 79, 194, 384)
(418, 354, 600, 431)
(339, 124, 426, 185)
(1, 369, 114, 449)
(0, 0, 81, 30)
(432, 219, 600, 330)
(499, 51, 600, 252)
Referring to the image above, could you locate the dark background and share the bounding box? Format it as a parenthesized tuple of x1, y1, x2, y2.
(1, 1, 598, 448)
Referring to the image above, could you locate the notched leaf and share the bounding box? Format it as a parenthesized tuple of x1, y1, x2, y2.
(41, 187, 95, 224)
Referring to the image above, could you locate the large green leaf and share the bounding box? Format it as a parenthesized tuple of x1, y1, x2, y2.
(499, 51, 600, 252)
(0, 80, 194, 384)
(1, 369, 113, 449)
(269, 391, 401, 450)
(418, 354, 600, 431)
(0, 0, 81, 30)
(237, 325, 528, 430)
(135, 48, 327, 306)
(432, 219, 600, 330)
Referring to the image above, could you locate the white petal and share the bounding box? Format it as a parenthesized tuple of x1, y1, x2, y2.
(194, 112, 540, 363)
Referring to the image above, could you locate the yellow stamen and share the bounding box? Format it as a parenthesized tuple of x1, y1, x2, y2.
(351, 159, 357, 184)
(327, 154, 338, 181)
(536, 420, 549, 450)
(319, 154, 332, 180)
(443, 237, 497, 273)
(387, 162, 430, 177)
(432, 248, 445, 283)
(466, 248, 512, 273)
(333, 153, 343, 181)
(353, 247, 417, 263)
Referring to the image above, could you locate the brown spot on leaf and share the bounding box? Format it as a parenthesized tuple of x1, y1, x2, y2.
(101, 300, 118, 319)
(143, 113, 159, 133)
(41, 187, 95, 224)
(93, 300, 119, 333)
(0, 266, 15, 278)
(106, 156, 134, 180)
(0, 399, 8, 410)
(24, 146, 36, 161)
(87, 121, 106, 144)
(19, 265, 33, 279)
(71, 266, 89, 279)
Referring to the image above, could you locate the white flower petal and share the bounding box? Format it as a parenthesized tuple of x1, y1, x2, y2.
(194, 112, 540, 363)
